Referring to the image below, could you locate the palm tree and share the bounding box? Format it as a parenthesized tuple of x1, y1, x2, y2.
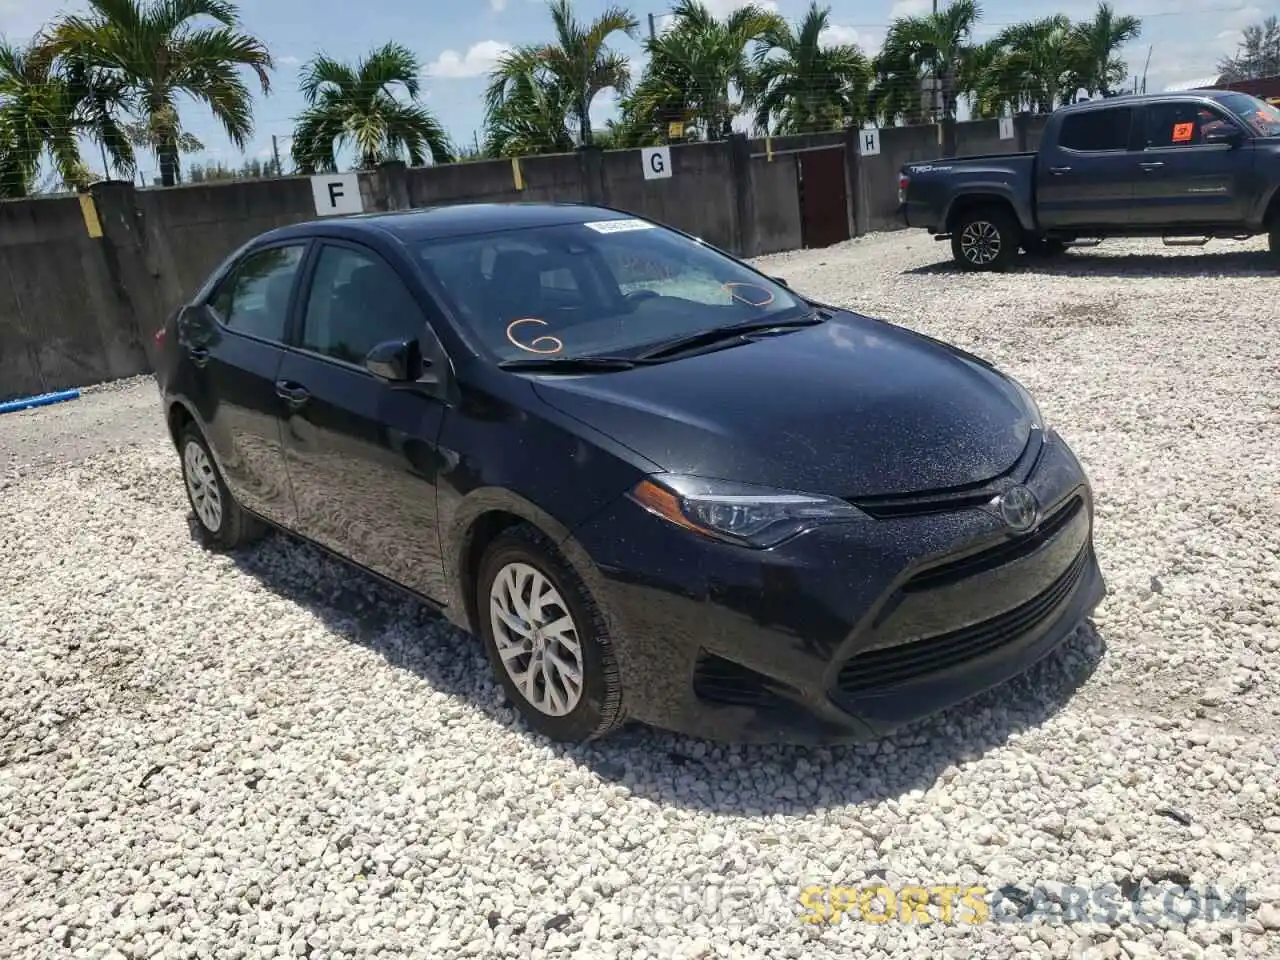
(749, 3, 872, 135)
(0, 37, 133, 197)
(1070, 2, 1141, 98)
(483, 60, 576, 157)
(485, 0, 638, 149)
(879, 0, 981, 155)
(976, 15, 1078, 116)
(631, 0, 783, 140)
(46, 0, 272, 187)
(291, 43, 454, 173)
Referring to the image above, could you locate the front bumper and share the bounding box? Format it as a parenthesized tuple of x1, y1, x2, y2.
(569, 430, 1106, 744)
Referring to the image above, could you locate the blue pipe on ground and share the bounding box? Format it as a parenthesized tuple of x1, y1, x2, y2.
(0, 389, 81, 415)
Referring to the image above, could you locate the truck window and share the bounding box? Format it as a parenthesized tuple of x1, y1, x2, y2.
(1057, 107, 1134, 152)
(1142, 101, 1236, 148)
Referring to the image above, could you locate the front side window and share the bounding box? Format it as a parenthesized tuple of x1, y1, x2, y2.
(1142, 101, 1236, 148)
(1058, 107, 1133, 152)
(416, 218, 807, 361)
(300, 245, 428, 366)
(1217, 91, 1280, 137)
(209, 244, 306, 342)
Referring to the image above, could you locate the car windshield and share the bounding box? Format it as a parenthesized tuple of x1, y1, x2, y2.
(415, 218, 808, 362)
(1218, 92, 1280, 137)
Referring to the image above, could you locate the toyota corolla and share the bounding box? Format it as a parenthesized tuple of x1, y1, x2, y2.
(154, 203, 1106, 744)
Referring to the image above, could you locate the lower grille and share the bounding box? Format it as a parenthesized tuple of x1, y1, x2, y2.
(836, 546, 1088, 695)
(693, 652, 776, 707)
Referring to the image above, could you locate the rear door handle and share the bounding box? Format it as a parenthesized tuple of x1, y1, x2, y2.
(188, 346, 210, 367)
(1139, 162, 1164, 171)
(275, 380, 310, 407)
(1048, 165, 1071, 175)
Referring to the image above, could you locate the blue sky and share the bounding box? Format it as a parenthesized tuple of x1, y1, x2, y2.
(1, 0, 1267, 179)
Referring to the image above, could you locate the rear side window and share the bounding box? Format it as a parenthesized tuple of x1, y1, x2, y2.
(1057, 108, 1133, 151)
(300, 245, 428, 366)
(209, 245, 306, 343)
(1142, 101, 1236, 148)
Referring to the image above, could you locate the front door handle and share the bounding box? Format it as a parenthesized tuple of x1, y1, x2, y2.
(275, 380, 311, 407)
(1048, 165, 1072, 175)
(188, 346, 210, 368)
(1138, 161, 1164, 171)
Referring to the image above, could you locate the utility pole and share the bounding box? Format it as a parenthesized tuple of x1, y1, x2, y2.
(272, 134, 283, 177)
(648, 12, 656, 40)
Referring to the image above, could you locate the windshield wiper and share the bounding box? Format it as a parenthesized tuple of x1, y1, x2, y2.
(497, 355, 641, 372)
(634, 311, 828, 362)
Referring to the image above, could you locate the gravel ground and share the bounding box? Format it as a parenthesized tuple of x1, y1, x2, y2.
(2, 234, 1278, 960)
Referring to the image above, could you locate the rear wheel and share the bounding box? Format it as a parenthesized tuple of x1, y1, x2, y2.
(476, 524, 625, 743)
(951, 206, 1022, 271)
(178, 424, 264, 550)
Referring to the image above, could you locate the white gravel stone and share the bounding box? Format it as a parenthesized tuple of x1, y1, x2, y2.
(2, 234, 1278, 959)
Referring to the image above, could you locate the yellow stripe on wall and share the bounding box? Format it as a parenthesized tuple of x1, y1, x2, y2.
(511, 157, 525, 191)
(79, 194, 103, 238)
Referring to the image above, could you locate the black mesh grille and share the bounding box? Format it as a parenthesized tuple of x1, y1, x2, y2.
(693, 652, 776, 707)
(836, 546, 1088, 695)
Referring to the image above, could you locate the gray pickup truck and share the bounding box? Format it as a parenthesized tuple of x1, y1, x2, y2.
(898, 90, 1280, 270)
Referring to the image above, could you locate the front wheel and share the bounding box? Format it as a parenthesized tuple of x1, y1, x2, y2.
(951, 207, 1022, 271)
(477, 525, 625, 743)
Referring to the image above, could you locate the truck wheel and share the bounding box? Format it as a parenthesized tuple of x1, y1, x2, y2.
(951, 207, 1021, 271)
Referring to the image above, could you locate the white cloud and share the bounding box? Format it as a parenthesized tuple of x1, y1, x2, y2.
(820, 24, 861, 46)
(278, 55, 300, 66)
(699, 0, 779, 15)
(425, 40, 513, 79)
(490, 0, 507, 10)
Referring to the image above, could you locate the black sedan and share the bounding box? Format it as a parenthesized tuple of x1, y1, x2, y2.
(153, 202, 1106, 745)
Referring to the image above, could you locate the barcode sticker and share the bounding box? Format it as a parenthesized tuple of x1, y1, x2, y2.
(584, 219, 656, 234)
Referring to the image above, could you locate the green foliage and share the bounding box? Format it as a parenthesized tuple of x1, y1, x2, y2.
(291, 42, 454, 173)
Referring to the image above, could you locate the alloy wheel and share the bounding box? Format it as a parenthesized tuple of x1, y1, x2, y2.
(183, 440, 224, 533)
(488, 561, 585, 717)
(960, 220, 1002, 266)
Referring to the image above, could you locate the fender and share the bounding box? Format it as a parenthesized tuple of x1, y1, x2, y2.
(439, 485, 623, 639)
(941, 183, 1037, 235)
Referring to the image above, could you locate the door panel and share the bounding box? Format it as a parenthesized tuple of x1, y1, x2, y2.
(182, 243, 307, 526)
(279, 241, 449, 601)
(797, 148, 851, 248)
(1036, 106, 1138, 230)
(1130, 101, 1251, 226)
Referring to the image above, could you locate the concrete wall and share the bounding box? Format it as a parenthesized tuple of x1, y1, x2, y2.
(0, 113, 1048, 402)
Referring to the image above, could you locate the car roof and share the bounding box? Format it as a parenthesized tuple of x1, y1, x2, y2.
(1056, 90, 1241, 114)
(256, 202, 635, 246)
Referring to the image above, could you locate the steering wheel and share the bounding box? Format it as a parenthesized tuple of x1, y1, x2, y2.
(624, 289, 662, 304)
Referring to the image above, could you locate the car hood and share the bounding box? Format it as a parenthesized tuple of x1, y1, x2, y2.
(530, 311, 1033, 500)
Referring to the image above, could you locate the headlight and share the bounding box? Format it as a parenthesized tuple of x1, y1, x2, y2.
(1009, 377, 1047, 431)
(629, 474, 865, 548)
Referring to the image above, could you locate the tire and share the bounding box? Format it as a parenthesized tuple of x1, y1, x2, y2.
(178, 424, 265, 550)
(951, 206, 1022, 271)
(1025, 238, 1067, 258)
(476, 524, 625, 743)
(1269, 222, 1279, 263)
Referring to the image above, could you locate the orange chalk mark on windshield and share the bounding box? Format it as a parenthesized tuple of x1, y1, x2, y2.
(506, 318, 563, 355)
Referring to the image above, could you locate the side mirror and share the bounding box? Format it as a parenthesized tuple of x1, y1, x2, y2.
(366, 338, 423, 382)
(1203, 125, 1243, 147)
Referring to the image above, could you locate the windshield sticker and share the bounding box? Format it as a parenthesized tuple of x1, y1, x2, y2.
(584, 219, 656, 234)
(722, 282, 775, 308)
(506, 318, 563, 355)
(1172, 122, 1194, 143)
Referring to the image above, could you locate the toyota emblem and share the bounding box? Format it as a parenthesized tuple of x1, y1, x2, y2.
(996, 484, 1039, 533)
